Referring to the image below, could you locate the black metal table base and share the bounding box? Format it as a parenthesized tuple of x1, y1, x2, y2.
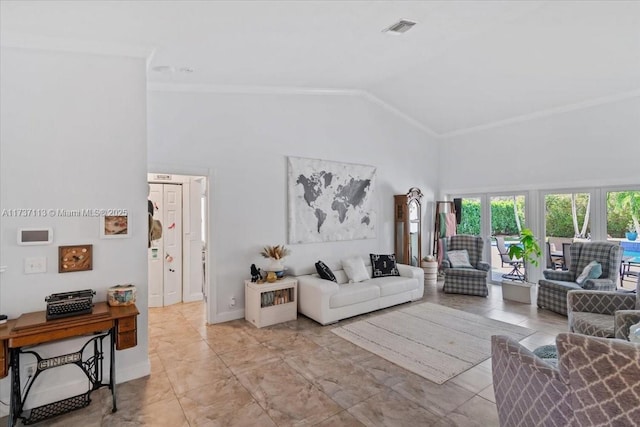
(9, 330, 117, 426)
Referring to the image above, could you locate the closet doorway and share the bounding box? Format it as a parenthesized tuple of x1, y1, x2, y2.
(148, 173, 207, 308)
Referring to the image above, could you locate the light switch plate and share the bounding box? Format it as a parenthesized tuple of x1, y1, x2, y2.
(24, 257, 47, 274)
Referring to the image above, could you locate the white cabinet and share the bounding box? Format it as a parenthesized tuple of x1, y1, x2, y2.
(245, 278, 297, 328)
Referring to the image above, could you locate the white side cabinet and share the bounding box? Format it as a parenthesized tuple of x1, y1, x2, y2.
(245, 278, 298, 328)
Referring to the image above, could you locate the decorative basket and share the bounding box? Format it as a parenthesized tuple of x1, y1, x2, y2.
(107, 284, 137, 307)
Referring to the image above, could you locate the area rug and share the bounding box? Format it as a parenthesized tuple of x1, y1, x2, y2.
(331, 302, 535, 384)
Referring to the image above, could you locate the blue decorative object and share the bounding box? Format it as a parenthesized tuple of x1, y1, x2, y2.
(533, 344, 558, 366)
(533, 344, 557, 359)
(626, 231, 637, 241)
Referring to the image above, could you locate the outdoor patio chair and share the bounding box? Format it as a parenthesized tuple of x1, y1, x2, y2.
(545, 242, 563, 270)
(562, 242, 572, 270)
(538, 241, 623, 316)
(567, 273, 640, 340)
(496, 236, 524, 280)
(492, 333, 640, 427)
(442, 235, 490, 297)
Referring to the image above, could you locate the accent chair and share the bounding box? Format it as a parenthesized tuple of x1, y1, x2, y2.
(492, 333, 640, 427)
(567, 272, 640, 340)
(441, 234, 490, 297)
(537, 241, 622, 316)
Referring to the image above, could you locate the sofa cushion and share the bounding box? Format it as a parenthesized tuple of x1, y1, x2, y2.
(372, 276, 417, 297)
(370, 254, 400, 278)
(571, 312, 614, 338)
(329, 282, 380, 308)
(538, 279, 583, 293)
(342, 257, 370, 283)
(315, 260, 337, 282)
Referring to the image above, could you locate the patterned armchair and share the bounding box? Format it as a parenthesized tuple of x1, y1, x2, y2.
(567, 273, 640, 340)
(537, 241, 622, 316)
(492, 333, 640, 427)
(442, 235, 490, 297)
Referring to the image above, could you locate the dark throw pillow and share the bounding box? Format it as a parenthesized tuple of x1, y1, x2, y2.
(315, 260, 337, 282)
(370, 254, 400, 278)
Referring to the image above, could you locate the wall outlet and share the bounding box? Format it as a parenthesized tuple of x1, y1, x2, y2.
(229, 296, 236, 308)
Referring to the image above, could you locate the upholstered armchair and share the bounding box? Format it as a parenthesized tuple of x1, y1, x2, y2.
(537, 241, 623, 316)
(492, 333, 640, 427)
(441, 235, 490, 297)
(567, 273, 640, 340)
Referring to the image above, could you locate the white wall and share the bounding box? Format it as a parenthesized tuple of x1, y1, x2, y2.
(147, 90, 438, 322)
(439, 97, 640, 193)
(0, 47, 149, 408)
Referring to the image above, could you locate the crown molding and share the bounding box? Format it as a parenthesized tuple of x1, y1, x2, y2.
(0, 31, 154, 59)
(147, 82, 362, 97)
(438, 89, 640, 138)
(359, 92, 439, 137)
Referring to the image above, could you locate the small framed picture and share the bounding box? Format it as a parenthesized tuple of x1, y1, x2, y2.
(59, 244, 93, 273)
(100, 215, 130, 238)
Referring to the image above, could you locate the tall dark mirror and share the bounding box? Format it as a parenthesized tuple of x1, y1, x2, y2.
(394, 188, 423, 267)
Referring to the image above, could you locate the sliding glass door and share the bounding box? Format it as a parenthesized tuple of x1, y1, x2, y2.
(457, 197, 482, 236)
(489, 194, 526, 283)
(606, 189, 640, 288)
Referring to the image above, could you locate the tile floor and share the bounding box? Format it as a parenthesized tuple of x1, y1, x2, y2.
(3, 280, 568, 426)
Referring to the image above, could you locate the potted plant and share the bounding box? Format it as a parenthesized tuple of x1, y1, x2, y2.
(260, 245, 291, 281)
(502, 228, 542, 303)
(626, 221, 638, 241)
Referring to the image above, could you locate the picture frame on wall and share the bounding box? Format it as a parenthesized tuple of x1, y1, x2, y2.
(59, 244, 93, 273)
(100, 215, 130, 239)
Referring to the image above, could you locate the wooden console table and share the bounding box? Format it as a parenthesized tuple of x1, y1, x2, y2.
(0, 302, 139, 426)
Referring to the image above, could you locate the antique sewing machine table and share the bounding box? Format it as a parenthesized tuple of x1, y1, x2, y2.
(0, 302, 139, 426)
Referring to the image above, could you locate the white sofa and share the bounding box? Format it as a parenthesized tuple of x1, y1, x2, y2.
(288, 258, 424, 325)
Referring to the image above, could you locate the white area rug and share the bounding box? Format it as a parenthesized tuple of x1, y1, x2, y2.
(332, 302, 534, 384)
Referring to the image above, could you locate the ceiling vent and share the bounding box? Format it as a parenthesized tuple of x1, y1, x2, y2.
(383, 19, 417, 34)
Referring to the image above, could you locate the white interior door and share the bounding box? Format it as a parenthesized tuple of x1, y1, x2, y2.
(148, 184, 164, 307)
(184, 177, 205, 302)
(163, 184, 183, 306)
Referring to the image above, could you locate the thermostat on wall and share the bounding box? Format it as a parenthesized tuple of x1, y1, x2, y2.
(18, 228, 53, 245)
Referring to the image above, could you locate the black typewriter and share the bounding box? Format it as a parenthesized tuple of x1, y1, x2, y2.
(45, 289, 96, 320)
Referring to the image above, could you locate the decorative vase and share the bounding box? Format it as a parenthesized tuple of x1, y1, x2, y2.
(626, 231, 638, 241)
(266, 271, 277, 283)
(268, 258, 284, 272)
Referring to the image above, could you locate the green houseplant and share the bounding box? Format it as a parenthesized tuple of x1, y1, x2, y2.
(507, 227, 542, 283)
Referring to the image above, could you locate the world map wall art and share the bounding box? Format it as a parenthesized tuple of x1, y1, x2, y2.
(287, 156, 377, 243)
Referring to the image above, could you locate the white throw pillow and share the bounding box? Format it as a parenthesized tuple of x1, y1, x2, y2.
(342, 257, 369, 283)
(447, 250, 473, 268)
(576, 260, 602, 285)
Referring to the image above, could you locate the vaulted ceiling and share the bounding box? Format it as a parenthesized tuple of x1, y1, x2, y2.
(2, 1, 639, 136)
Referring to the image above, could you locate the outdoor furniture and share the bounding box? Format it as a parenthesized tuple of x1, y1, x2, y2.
(561, 242, 572, 270)
(496, 236, 524, 280)
(545, 242, 563, 270)
(492, 333, 640, 427)
(621, 256, 640, 283)
(537, 241, 623, 316)
(441, 235, 490, 297)
(567, 273, 640, 340)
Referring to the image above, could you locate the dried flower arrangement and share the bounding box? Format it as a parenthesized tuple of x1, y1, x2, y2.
(260, 245, 291, 260)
